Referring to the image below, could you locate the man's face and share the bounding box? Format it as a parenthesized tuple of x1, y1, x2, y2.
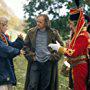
(69, 20, 75, 33)
(36, 16, 46, 30)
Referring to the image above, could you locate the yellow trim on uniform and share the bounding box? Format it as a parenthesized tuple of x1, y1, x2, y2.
(66, 49, 75, 56)
(58, 46, 75, 56)
(58, 46, 67, 54)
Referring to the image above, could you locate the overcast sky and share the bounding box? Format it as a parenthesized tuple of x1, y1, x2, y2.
(4, 0, 27, 20)
(3, 0, 70, 20)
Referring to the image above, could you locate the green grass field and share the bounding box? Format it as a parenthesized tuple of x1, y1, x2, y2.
(13, 55, 71, 90)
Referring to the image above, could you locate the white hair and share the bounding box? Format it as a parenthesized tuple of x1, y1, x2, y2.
(0, 16, 8, 24)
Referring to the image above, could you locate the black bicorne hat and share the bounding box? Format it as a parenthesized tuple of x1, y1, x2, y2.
(70, 12, 80, 21)
(75, 0, 80, 8)
(69, 0, 81, 21)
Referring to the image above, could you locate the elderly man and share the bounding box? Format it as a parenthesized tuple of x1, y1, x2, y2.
(0, 16, 24, 90)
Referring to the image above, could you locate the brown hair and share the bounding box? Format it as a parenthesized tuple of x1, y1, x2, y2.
(37, 14, 50, 28)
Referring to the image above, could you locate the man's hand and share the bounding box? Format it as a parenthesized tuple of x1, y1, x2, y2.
(18, 34, 23, 40)
(48, 41, 61, 52)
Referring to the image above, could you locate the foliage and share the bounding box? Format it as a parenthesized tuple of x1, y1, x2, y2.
(23, 0, 90, 40)
(14, 55, 27, 90)
(0, 0, 23, 31)
(85, 0, 90, 6)
(51, 15, 70, 40)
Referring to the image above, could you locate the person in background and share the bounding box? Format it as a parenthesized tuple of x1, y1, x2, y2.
(24, 14, 64, 90)
(0, 16, 24, 90)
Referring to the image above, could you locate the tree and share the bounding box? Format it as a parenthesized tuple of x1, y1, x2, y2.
(23, 0, 90, 40)
(85, 0, 90, 5)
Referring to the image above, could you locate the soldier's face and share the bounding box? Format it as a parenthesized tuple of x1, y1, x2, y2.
(36, 16, 46, 30)
(69, 20, 75, 33)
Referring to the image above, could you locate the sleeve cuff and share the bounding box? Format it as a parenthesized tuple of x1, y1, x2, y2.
(58, 46, 67, 54)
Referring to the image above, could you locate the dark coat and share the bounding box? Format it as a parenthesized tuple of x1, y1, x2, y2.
(0, 33, 24, 85)
(24, 27, 64, 90)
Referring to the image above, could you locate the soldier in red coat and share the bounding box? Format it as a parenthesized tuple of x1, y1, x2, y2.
(48, 7, 90, 90)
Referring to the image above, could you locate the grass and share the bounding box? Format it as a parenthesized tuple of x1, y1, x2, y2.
(14, 55, 27, 90)
(13, 55, 71, 90)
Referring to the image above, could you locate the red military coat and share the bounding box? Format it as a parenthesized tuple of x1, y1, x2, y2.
(58, 29, 89, 90)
